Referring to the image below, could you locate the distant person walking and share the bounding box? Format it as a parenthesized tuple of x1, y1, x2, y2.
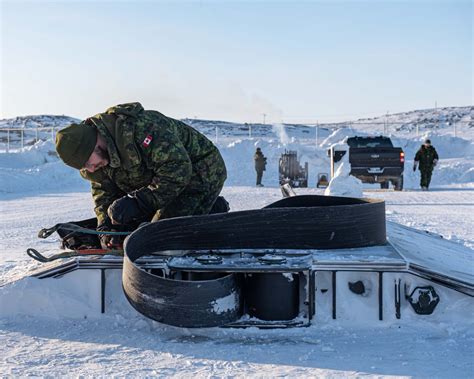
(254, 147, 267, 187)
(413, 139, 439, 191)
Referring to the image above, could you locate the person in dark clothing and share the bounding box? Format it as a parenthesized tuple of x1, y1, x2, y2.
(413, 139, 439, 191)
(254, 147, 267, 187)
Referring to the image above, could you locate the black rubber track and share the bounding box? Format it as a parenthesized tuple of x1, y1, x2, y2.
(122, 195, 386, 327)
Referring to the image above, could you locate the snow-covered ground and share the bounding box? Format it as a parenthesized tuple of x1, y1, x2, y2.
(1, 107, 473, 377)
(1, 187, 473, 377)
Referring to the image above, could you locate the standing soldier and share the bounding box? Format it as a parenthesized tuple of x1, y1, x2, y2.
(413, 139, 439, 191)
(254, 147, 267, 187)
(55, 102, 228, 248)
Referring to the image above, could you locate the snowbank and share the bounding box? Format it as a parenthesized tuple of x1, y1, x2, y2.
(1, 122, 473, 194)
(220, 138, 330, 187)
(324, 142, 363, 197)
(0, 140, 88, 194)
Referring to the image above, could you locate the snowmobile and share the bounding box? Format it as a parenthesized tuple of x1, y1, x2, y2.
(3, 193, 473, 328)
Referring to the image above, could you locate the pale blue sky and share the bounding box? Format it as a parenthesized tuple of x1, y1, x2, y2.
(1, 0, 472, 123)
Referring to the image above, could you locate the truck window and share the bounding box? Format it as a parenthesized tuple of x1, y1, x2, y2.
(347, 137, 394, 148)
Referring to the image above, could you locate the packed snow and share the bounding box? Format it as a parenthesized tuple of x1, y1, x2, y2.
(0, 107, 473, 377)
(324, 141, 363, 197)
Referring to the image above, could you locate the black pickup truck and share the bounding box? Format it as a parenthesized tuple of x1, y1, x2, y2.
(332, 136, 405, 190)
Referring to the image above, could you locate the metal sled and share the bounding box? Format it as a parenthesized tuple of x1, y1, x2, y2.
(4, 195, 473, 328)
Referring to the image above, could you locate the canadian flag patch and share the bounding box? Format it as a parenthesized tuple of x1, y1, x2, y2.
(142, 135, 153, 147)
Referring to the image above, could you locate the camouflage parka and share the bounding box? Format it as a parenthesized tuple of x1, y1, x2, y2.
(414, 145, 439, 170)
(254, 151, 267, 171)
(80, 103, 227, 225)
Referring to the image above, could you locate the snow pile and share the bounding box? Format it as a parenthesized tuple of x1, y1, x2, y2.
(220, 138, 329, 187)
(319, 128, 365, 148)
(0, 140, 87, 194)
(0, 140, 58, 169)
(0, 107, 473, 194)
(1, 130, 473, 193)
(324, 142, 363, 197)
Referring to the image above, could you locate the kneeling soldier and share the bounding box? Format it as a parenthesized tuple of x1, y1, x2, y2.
(55, 102, 227, 248)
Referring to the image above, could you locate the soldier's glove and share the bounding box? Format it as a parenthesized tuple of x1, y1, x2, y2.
(97, 218, 122, 249)
(413, 163, 417, 172)
(433, 159, 438, 167)
(108, 192, 153, 226)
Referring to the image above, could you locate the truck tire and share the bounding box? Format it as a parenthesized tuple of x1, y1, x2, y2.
(380, 181, 389, 189)
(393, 176, 404, 191)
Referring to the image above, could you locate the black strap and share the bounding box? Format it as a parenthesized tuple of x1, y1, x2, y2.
(122, 195, 387, 327)
(38, 223, 131, 239)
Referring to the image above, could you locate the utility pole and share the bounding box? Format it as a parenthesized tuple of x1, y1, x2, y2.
(262, 113, 266, 125)
(315, 121, 319, 147)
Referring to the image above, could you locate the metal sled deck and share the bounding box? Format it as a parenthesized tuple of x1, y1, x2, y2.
(13, 194, 473, 328)
(29, 244, 473, 296)
(23, 240, 473, 327)
(30, 244, 406, 280)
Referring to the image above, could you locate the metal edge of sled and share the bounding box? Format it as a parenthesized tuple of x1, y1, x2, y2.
(26, 234, 473, 298)
(28, 257, 164, 279)
(407, 263, 474, 297)
(28, 253, 473, 297)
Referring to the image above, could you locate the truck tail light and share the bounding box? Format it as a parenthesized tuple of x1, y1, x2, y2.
(400, 152, 405, 163)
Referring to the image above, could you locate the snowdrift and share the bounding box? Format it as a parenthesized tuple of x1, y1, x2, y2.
(0, 140, 88, 194)
(1, 126, 472, 193)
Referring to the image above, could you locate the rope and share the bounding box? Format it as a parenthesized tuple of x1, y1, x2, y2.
(38, 223, 132, 239)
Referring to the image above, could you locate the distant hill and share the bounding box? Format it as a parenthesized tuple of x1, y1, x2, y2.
(0, 115, 80, 129)
(0, 106, 472, 144)
(187, 106, 473, 139)
(348, 106, 473, 135)
(0, 115, 81, 149)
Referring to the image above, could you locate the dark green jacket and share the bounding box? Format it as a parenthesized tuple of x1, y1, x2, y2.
(415, 145, 439, 169)
(80, 103, 226, 224)
(254, 151, 267, 171)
